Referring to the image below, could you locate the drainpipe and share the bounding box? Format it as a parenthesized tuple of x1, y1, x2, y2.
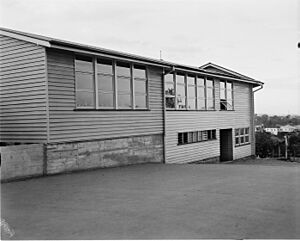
(252, 83, 264, 158)
(162, 66, 176, 164)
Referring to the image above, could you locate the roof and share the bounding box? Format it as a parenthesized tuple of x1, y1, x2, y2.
(0, 27, 263, 87)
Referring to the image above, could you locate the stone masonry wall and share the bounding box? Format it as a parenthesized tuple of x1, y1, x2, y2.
(1, 144, 44, 181)
(46, 134, 163, 174)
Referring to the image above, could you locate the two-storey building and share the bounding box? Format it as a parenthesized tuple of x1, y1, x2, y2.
(0, 28, 263, 179)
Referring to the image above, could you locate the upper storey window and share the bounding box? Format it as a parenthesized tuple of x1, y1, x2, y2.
(164, 73, 215, 110)
(75, 56, 95, 108)
(75, 55, 148, 110)
(220, 80, 233, 110)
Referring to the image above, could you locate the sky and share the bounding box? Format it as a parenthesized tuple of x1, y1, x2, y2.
(0, 0, 299, 115)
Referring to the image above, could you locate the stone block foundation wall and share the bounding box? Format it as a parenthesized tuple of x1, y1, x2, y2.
(1, 134, 163, 181)
(46, 134, 163, 174)
(0, 144, 44, 181)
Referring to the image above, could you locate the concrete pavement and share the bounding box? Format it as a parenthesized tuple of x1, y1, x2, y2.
(1, 160, 300, 239)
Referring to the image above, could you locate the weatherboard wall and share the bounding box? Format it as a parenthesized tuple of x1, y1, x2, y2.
(46, 49, 164, 143)
(165, 81, 254, 164)
(0, 35, 48, 143)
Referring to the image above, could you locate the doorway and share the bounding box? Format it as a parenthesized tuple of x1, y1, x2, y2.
(220, 129, 233, 162)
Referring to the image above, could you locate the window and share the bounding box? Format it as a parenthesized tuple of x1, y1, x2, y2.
(164, 74, 215, 111)
(220, 80, 233, 110)
(75, 56, 95, 108)
(176, 74, 186, 109)
(187, 75, 196, 110)
(165, 73, 175, 109)
(197, 76, 206, 110)
(134, 65, 147, 109)
(117, 62, 132, 109)
(97, 59, 114, 108)
(178, 129, 216, 145)
(235, 127, 250, 146)
(75, 55, 149, 110)
(206, 78, 215, 110)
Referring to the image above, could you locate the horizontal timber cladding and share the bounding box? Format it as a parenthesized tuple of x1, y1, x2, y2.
(165, 80, 253, 164)
(46, 49, 164, 143)
(0, 35, 48, 143)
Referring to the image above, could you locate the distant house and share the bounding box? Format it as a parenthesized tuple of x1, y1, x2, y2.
(279, 125, 296, 133)
(264, 128, 279, 136)
(0, 28, 264, 179)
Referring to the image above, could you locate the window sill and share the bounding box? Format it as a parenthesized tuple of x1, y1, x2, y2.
(74, 108, 151, 111)
(219, 109, 235, 111)
(235, 143, 251, 147)
(166, 109, 217, 111)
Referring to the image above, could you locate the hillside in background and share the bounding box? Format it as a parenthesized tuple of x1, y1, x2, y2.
(255, 114, 300, 128)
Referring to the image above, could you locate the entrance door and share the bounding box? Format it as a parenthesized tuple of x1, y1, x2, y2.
(220, 129, 233, 162)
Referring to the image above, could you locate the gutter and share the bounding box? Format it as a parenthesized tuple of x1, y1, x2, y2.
(253, 83, 264, 92)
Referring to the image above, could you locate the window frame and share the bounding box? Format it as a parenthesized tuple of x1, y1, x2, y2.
(220, 80, 234, 111)
(178, 129, 217, 145)
(74, 55, 149, 111)
(235, 127, 250, 147)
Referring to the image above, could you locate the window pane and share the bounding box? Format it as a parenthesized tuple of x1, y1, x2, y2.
(135, 80, 146, 94)
(220, 89, 226, 99)
(197, 131, 202, 141)
(97, 59, 113, 74)
(206, 79, 213, 87)
(135, 95, 146, 108)
(240, 136, 245, 144)
(227, 82, 232, 90)
(166, 97, 175, 108)
(187, 76, 195, 85)
(227, 89, 232, 99)
(178, 133, 183, 145)
(183, 133, 188, 143)
(197, 77, 205, 86)
(176, 74, 185, 85)
(188, 86, 196, 98)
(98, 92, 113, 107)
(117, 77, 131, 92)
(118, 94, 131, 108)
(76, 91, 95, 107)
(76, 73, 94, 89)
(165, 74, 174, 83)
(134, 65, 146, 79)
(227, 99, 233, 110)
(245, 136, 249, 143)
(240, 128, 245, 135)
(220, 81, 225, 89)
(202, 131, 208, 141)
(188, 99, 196, 110)
(165, 82, 175, 96)
(235, 137, 240, 145)
(187, 132, 193, 143)
(197, 87, 205, 98)
(207, 88, 213, 98)
(98, 74, 113, 91)
(192, 132, 197, 142)
(197, 98, 205, 110)
(212, 130, 216, 139)
(177, 84, 186, 98)
(235, 129, 240, 136)
(207, 99, 214, 109)
(245, 128, 249, 134)
(75, 56, 93, 73)
(116, 62, 131, 77)
(177, 96, 186, 109)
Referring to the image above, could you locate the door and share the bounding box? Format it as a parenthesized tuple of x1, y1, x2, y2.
(220, 129, 233, 162)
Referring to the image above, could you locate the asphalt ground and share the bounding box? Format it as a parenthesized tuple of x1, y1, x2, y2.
(1, 159, 300, 239)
